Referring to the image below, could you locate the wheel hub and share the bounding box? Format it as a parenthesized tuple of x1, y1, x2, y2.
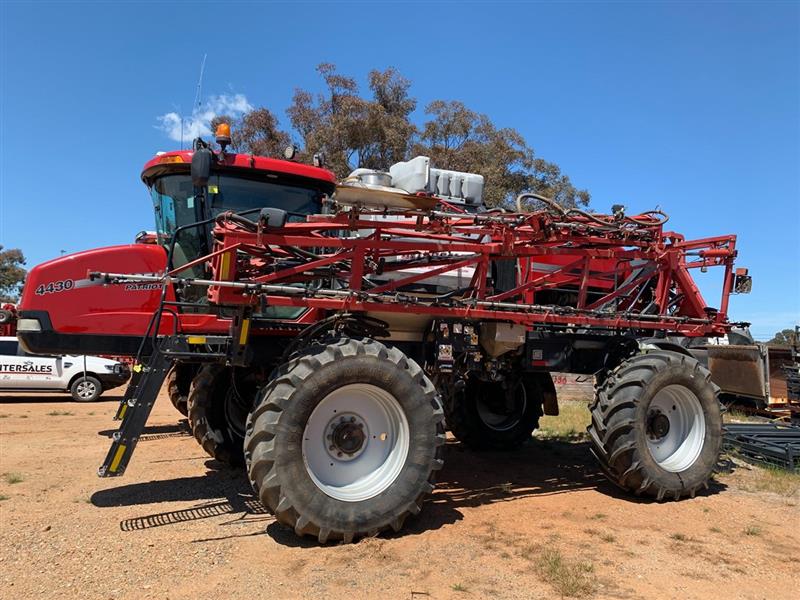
(327, 415, 367, 460)
(645, 384, 706, 473)
(647, 410, 671, 440)
(302, 384, 410, 502)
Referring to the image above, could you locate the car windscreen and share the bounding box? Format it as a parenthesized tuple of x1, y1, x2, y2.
(0, 340, 19, 356)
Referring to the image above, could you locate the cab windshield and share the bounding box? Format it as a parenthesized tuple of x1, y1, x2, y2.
(150, 173, 322, 270)
(150, 172, 323, 318)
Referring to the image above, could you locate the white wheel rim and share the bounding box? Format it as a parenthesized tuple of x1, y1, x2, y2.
(476, 381, 526, 432)
(77, 381, 96, 399)
(302, 384, 409, 502)
(646, 384, 705, 472)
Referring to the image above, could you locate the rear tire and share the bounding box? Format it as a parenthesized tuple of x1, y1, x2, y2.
(446, 373, 551, 450)
(70, 375, 102, 402)
(245, 337, 445, 543)
(588, 350, 722, 500)
(187, 365, 246, 466)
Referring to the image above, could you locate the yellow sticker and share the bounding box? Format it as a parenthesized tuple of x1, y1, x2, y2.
(109, 444, 127, 472)
(208, 185, 219, 194)
(238, 319, 250, 346)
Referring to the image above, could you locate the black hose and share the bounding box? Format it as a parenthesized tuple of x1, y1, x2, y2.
(279, 313, 390, 363)
(515, 193, 567, 215)
(515, 193, 670, 231)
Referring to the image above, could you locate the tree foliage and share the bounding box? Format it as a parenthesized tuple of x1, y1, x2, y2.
(286, 64, 416, 177)
(767, 328, 798, 347)
(225, 63, 589, 209)
(0, 246, 26, 302)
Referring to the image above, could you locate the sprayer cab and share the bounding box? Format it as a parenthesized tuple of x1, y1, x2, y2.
(17, 132, 337, 358)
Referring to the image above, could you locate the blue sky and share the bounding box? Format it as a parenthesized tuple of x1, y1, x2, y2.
(1, 1, 798, 339)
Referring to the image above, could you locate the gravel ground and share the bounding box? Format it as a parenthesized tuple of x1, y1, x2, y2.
(0, 386, 798, 600)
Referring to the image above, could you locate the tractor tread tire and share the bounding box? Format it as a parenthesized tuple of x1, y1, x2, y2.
(245, 337, 445, 543)
(188, 365, 244, 466)
(587, 350, 722, 501)
(166, 366, 189, 417)
(446, 373, 550, 450)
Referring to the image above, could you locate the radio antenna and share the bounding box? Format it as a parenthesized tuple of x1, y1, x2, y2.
(181, 54, 207, 150)
(194, 53, 207, 113)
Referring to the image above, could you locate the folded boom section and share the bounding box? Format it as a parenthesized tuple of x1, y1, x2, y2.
(199, 204, 740, 337)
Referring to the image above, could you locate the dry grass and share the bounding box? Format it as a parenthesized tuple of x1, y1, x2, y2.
(735, 465, 800, 497)
(535, 548, 596, 598)
(743, 525, 762, 537)
(4, 472, 24, 484)
(537, 401, 590, 442)
(723, 409, 763, 423)
(46, 410, 74, 416)
(451, 583, 469, 593)
(584, 528, 616, 543)
(669, 533, 689, 542)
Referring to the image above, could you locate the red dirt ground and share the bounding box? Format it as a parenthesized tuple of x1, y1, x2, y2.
(1, 387, 797, 599)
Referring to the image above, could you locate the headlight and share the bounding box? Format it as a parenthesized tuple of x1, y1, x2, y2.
(104, 365, 116, 371)
(17, 318, 41, 332)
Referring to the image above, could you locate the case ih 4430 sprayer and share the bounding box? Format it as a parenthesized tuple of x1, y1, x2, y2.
(17, 124, 752, 543)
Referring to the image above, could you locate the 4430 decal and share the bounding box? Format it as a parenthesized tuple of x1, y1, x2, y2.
(35, 279, 74, 295)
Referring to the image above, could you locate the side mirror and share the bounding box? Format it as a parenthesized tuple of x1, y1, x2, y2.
(733, 268, 752, 294)
(734, 273, 752, 294)
(191, 147, 212, 187)
(259, 207, 288, 228)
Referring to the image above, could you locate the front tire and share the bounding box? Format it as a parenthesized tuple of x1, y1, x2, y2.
(245, 337, 445, 543)
(588, 350, 722, 500)
(70, 375, 102, 402)
(187, 365, 247, 466)
(166, 364, 196, 417)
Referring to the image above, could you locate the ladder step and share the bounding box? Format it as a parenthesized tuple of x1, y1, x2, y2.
(99, 353, 172, 477)
(113, 364, 146, 421)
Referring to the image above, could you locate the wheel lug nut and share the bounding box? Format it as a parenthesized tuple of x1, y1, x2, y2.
(329, 445, 335, 450)
(350, 416, 356, 423)
(337, 451, 343, 457)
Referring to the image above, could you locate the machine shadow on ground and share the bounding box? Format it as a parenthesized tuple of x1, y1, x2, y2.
(90, 438, 728, 544)
(97, 421, 192, 442)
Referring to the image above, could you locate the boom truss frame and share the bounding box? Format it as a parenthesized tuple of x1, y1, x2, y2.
(187, 205, 741, 337)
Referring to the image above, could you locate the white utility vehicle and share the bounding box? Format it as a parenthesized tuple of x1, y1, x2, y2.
(0, 336, 130, 401)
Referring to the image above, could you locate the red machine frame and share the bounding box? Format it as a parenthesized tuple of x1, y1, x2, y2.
(191, 204, 741, 337)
